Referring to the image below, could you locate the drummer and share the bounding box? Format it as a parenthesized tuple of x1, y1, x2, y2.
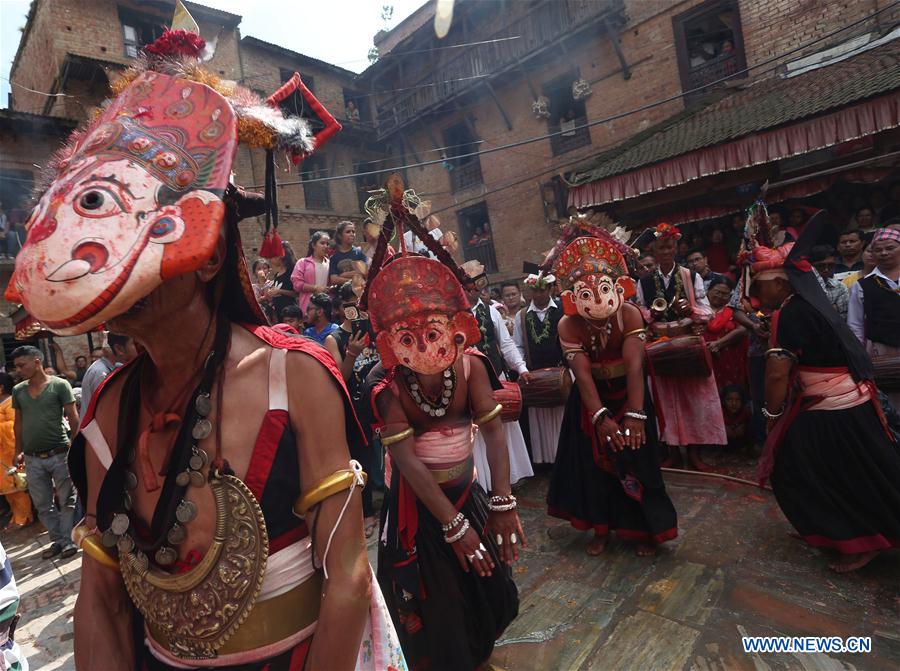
(465, 270, 535, 490)
(635, 223, 728, 471)
(513, 270, 566, 466)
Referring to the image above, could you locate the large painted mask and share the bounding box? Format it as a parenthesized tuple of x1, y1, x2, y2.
(368, 256, 481, 375)
(8, 72, 236, 335)
(552, 236, 635, 320)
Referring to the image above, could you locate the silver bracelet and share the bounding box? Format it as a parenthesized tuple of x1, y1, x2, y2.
(591, 407, 609, 425)
(489, 494, 518, 512)
(762, 405, 784, 419)
(444, 517, 470, 544)
(624, 410, 648, 421)
(441, 511, 464, 533)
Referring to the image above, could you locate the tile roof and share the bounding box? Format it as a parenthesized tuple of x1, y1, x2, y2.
(569, 37, 900, 187)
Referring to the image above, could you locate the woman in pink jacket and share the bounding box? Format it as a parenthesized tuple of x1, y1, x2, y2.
(292, 230, 332, 312)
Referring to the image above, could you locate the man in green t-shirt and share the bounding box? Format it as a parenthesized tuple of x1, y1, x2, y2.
(11, 345, 80, 560)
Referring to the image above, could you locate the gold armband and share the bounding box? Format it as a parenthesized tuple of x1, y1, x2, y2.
(563, 346, 586, 357)
(474, 403, 503, 425)
(623, 327, 648, 340)
(765, 347, 798, 362)
(293, 467, 368, 517)
(380, 427, 413, 447)
(73, 523, 120, 572)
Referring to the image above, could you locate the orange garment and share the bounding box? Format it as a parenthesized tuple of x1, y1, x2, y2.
(0, 396, 32, 526)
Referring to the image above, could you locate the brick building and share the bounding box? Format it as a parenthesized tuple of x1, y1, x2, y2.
(358, 0, 900, 282)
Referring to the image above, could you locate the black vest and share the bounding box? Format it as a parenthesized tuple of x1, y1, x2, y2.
(859, 275, 900, 347)
(639, 266, 698, 322)
(521, 305, 563, 369)
(474, 303, 506, 377)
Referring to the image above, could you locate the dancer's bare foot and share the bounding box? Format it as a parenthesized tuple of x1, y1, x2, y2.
(686, 446, 726, 474)
(829, 550, 880, 573)
(660, 447, 683, 469)
(635, 542, 657, 557)
(586, 534, 608, 556)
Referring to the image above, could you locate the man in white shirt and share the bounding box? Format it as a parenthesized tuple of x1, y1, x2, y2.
(403, 226, 443, 258)
(513, 272, 566, 465)
(468, 287, 534, 489)
(847, 227, 900, 408)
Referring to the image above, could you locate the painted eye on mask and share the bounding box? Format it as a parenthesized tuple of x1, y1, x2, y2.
(600, 284, 611, 294)
(73, 188, 124, 218)
(579, 289, 593, 301)
(400, 334, 414, 347)
(426, 329, 442, 342)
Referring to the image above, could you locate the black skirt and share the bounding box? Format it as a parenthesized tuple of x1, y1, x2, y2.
(378, 466, 518, 670)
(771, 401, 900, 554)
(547, 380, 678, 543)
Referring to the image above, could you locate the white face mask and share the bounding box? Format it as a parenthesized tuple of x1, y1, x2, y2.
(572, 276, 623, 321)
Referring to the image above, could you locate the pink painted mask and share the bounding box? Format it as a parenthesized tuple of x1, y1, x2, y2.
(382, 313, 463, 375)
(8, 71, 236, 335)
(570, 274, 626, 321)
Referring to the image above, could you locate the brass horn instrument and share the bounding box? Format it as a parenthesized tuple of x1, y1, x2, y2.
(650, 297, 670, 314)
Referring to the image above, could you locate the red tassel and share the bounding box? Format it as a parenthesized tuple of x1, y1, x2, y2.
(259, 230, 284, 259)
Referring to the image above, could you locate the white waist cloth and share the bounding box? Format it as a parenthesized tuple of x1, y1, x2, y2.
(528, 405, 565, 464)
(473, 420, 533, 491)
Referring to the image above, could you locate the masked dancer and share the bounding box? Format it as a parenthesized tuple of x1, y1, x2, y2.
(747, 213, 900, 573)
(6, 12, 405, 670)
(546, 230, 677, 557)
(362, 189, 521, 669)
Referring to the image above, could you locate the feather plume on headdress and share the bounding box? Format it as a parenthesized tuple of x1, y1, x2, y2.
(38, 25, 321, 200)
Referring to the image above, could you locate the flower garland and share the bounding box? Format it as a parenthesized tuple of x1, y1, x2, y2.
(653, 266, 685, 319)
(525, 310, 552, 345)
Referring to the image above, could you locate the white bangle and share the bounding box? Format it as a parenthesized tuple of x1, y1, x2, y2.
(444, 518, 470, 544)
(591, 408, 609, 425)
(624, 411, 647, 421)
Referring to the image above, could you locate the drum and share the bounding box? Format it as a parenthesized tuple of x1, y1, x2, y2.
(645, 335, 712, 378)
(518, 367, 572, 408)
(872, 356, 900, 392)
(493, 381, 522, 423)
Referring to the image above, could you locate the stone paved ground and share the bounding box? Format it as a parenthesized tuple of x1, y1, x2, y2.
(2, 469, 898, 671)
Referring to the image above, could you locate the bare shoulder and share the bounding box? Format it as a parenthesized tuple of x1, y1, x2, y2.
(621, 302, 645, 328)
(285, 346, 342, 397)
(557, 314, 584, 340)
(463, 351, 492, 382)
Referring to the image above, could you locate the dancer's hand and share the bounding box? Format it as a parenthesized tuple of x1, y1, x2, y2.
(486, 509, 526, 564)
(621, 416, 645, 450)
(596, 416, 625, 451)
(451, 527, 495, 577)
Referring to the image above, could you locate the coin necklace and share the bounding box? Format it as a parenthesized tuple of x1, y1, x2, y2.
(403, 366, 456, 418)
(103, 340, 222, 570)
